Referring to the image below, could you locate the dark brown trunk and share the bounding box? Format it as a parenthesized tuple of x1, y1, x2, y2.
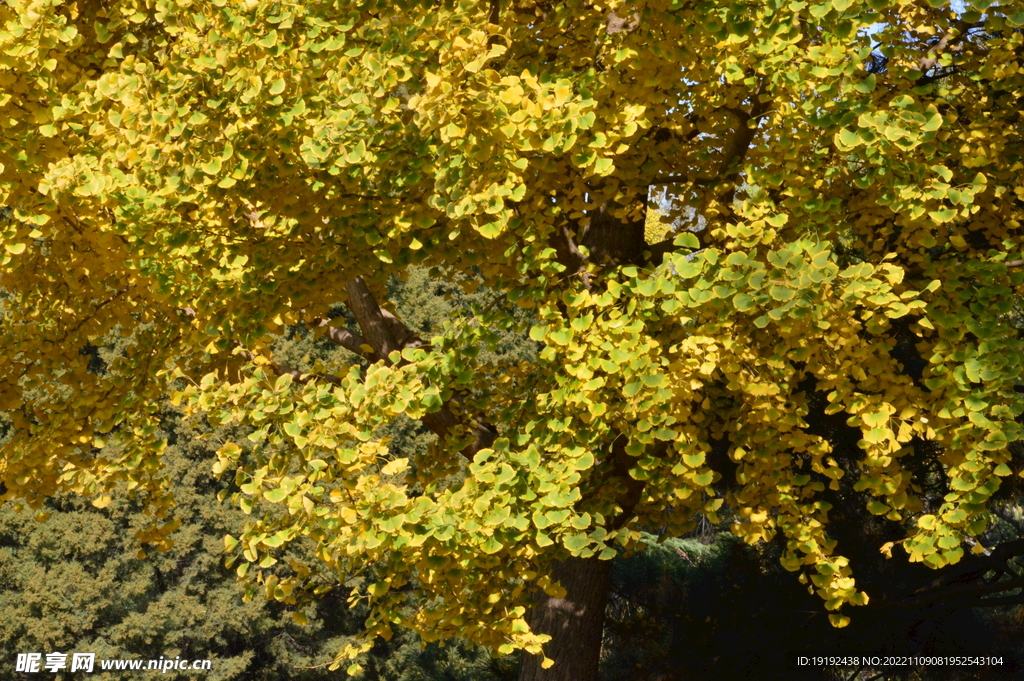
(580, 200, 647, 265)
(518, 556, 611, 681)
(521, 195, 647, 681)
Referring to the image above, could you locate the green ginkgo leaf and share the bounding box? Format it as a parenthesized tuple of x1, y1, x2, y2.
(201, 157, 222, 175)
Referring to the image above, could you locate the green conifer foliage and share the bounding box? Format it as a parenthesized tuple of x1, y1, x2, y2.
(1, 266, 530, 680)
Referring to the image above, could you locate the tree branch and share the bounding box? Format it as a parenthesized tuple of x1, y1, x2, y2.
(551, 222, 593, 290)
(875, 576, 1024, 611)
(873, 539, 1024, 610)
(232, 347, 341, 386)
(343, 277, 494, 459)
(344, 277, 405, 361)
(647, 92, 769, 206)
(317, 319, 374, 358)
(642, 234, 700, 266)
(269, 361, 341, 386)
(607, 437, 661, 531)
(912, 539, 1024, 594)
(486, 0, 502, 47)
(951, 593, 1024, 609)
(713, 91, 770, 206)
(902, 256, 1024, 280)
(918, 21, 983, 73)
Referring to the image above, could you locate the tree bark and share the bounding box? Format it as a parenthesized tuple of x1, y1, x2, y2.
(339, 276, 495, 459)
(518, 556, 612, 681)
(580, 200, 647, 265)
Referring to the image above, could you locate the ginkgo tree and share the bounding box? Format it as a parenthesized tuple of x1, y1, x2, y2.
(3, 0, 1024, 678)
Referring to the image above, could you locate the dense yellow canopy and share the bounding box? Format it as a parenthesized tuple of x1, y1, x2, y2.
(2, 0, 1023, 669)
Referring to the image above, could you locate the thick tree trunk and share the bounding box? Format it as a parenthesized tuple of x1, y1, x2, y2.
(518, 556, 612, 681)
(581, 200, 647, 265)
